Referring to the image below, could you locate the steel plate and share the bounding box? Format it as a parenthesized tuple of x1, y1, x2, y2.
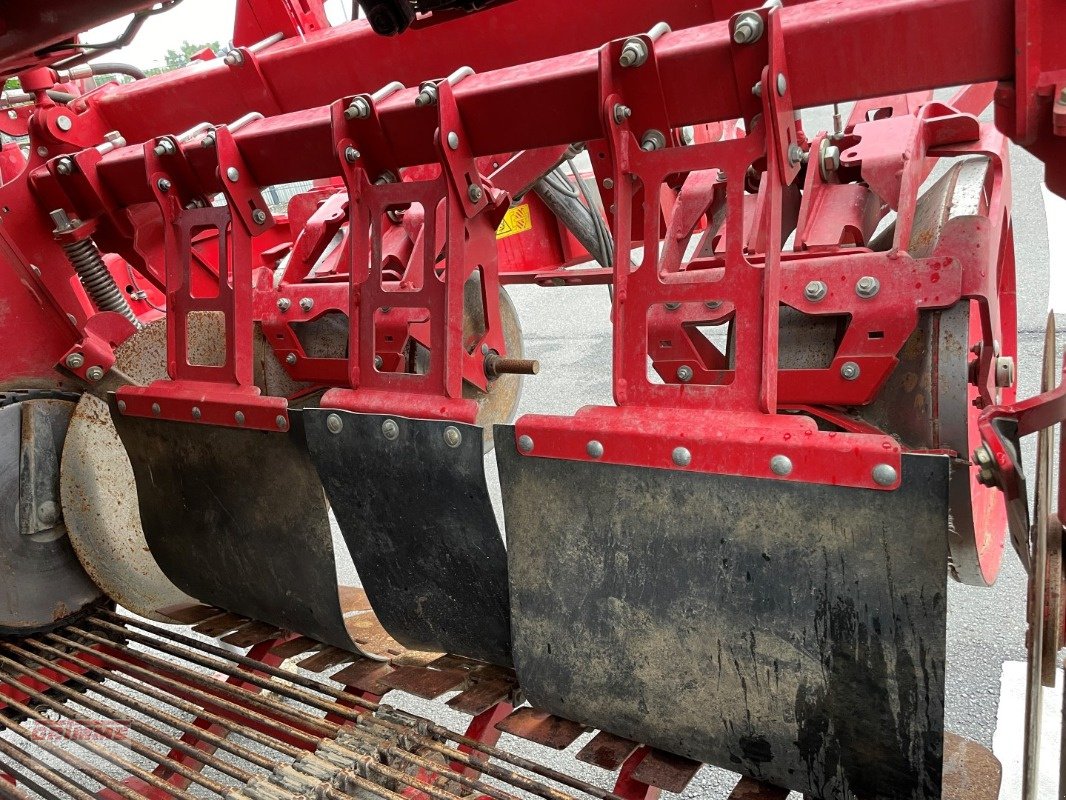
(497, 429, 950, 800)
(303, 410, 512, 666)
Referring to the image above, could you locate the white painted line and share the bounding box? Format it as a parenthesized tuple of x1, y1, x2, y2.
(993, 660, 1062, 798)
(1043, 185, 1066, 314)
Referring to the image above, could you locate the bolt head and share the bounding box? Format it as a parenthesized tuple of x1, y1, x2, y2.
(752, 81, 763, 98)
(192, 407, 202, 419)
(603, 178, 615, 190)
(822, 144, 841, 175)
(157, 178, 172, 192)
(619, 38, 647, 68)
(468, 184, 483, 202)
(65, 353, 85, 369)
(672, 447, 692, 467)
(872, 463, 898, 486)
(56, 115, 73, 132)
(226, 167, 240, 182)
(234, 411, 246, 425)
(299, 297, 314, 312)
(276, 415, 288, 430)
(151, 403, 161, 416)
(612, 104, 632, 125)
(346, 97, 371, 119)
(327, 413, 343, 434)
(665, 301, 681, 311)
(973, 445, 992, 466)
(382, 418, 399, 440)
(804, 280, 828, 302)
(855, 276, 880, 298)
(374, 355, 384, 369)
(776, 73, 787, 96)
(705, 300, 723, 310)
(840, 361, 861, 381)
(252, 209, 267, 225)
(55, 158, 73, 176)
(770, 454, 793, 476)
(37, 501, 59, 526)
(586, 440, 604, 459)
(444, 426, 462, 448)
(732, 13, 763, 44)
(117, 400, 127, 413)
(447, 131, 460, 150)
(676, 365, 694, 383)
(277, 298, 291, 312)
(518, 434, 534, 453)
(787, 143, 804, 166)
(85, 366, 104, 382)
(286, 353, 298, 365)
(344, 146, 360, 163)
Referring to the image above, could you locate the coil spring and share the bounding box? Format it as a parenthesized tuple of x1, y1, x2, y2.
(60, 237, 142, 329)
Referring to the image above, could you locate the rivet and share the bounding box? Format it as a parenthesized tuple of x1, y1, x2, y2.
(872, 463, 898, 486)
(234, 411, 245, 425)
(672, 446, 692, 467)
(776, 73, 787, 96)
(226, 167, 239, 182)
(444, 426, 462, 448)
(586, 440, 604, 458)
(382, 418, 399, 440)
(276, 415, 288, 430)
(447, 131, 460, 150)
(192, 407, 201, 419)
(770, 455, 793, 476)
(327, 413, 343, 434)
(151, 403, 161, 416)
(117, 400, 127, 413)
(518, 434, 534, 453)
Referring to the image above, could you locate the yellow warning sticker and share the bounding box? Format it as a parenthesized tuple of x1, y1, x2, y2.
(496, 203, 533, 240)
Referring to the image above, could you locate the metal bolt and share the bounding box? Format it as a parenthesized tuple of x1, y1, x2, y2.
(804, 280, 828, 302)
(382, 418, 399, 440)
(36, 146, 48, 158)
(840, 361, 861, 380)
(153, 139, 176, 157)
(619, 38, 649, 68)
(157, 178, 172, 192)
(974, 445, 992, 466)
(85, 366, 104, 382)
(587, 440, 604, 459)
(788, 144, 804, 166)
(776, 73, 787, 96)
(327, 413, 343, 434)
(345, 97, 371, 120)
(299, 297, 314, 312)
(770, 455, 793, 476)
(872, 463, 898, 486)
(192, 407, 202, 419)
(732, 12, 764, 44)
(672, 447, 692, 467)
(855, 276, 880, 298)
(447, 131, 460, 150)
(415, 84, 438, 106)
(276, 415, 288, 430)
(151, 403, 161, 416)
(752, 81, 763, 98)
(468, 184, 483, 202)
(226, 167, 240, 182)
(676, 365, 693, 383)
(821, 144, 841, 178)
(252, 209, 267, 225)
(277, 298, 291, 312)
(223, 51, 244, 66)
(37, 501, 59, 527)
(613, 104, 632, 125)
(705, 300, 723, 310)
(234, 411, 245, 425)
(56, 115, 73, 132)
(444, 426, 462, 448)
(344, 146, 360, 163)
(6, 110, 15, 120)
(65, 353, 85, 369)
(665, 301, 681, 311)
(641, 130, 666, 151)
(995, 356, 1016, 388)
(603, 178, 615, 190)
(286, 353, 297, 365)
(117, 400, 127, 413)
(374, 355, 384, 369)
(55, 158, 73, 176)
(518, 435, 534, 453)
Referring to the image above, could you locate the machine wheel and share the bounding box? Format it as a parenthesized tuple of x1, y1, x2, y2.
(0, 392, 107, 636)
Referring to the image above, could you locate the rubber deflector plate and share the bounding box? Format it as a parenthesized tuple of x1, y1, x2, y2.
(496, 427, 949, 800)
(110, 402, 363, 655)
(303, 410, 512, 666)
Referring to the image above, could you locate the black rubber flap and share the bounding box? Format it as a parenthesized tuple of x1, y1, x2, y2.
(303, 410, 512, 666)
(496, 426, 949, 800)
(110, 403, 361, 654)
